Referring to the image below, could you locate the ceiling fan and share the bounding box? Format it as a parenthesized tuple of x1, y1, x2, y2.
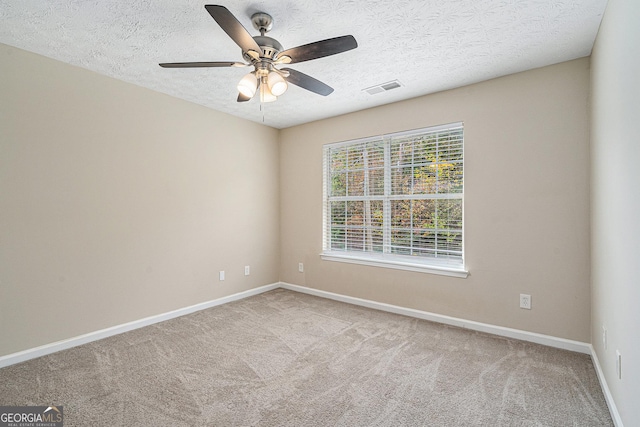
(160, 5, 358, 103)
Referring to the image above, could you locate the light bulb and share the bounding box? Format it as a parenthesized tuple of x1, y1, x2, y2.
(237, 73, 257, 98)
(260, 81, 277, 103)
(267, 71, 288, 96)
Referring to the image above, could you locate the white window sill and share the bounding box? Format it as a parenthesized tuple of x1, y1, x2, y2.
(320, 252, 469, 278)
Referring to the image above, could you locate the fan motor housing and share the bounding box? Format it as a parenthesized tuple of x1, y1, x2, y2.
(244, 35, 283, 61)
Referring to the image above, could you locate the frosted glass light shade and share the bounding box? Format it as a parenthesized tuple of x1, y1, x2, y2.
(237, 73, 257, 98)
(267, 71, 288, 96)
(260, 82, 277, 103)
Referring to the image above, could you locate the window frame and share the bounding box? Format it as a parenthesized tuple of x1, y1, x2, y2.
(321, 123, 467, 278)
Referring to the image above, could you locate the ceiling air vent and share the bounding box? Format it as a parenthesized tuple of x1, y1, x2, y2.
(363, 80, 403, 95)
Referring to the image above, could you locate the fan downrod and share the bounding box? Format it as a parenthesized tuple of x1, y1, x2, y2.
(251, 12, 273, 35)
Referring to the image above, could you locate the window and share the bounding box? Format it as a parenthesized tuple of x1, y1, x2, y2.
(322, 123, 466, 277)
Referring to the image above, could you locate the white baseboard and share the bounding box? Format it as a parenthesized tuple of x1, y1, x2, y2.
(0, 280, 594, 364)
(279, 282, 591, 354)
(590, 345, 624, 427)
(0, 283, 280, 369)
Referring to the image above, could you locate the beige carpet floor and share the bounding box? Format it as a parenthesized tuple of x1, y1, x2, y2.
(0, 288, 612, 426)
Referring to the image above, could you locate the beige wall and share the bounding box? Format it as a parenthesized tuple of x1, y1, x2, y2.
(0, 43, 280, 357)
(280, 58, 591, 342)
(591, 0, 640, 424)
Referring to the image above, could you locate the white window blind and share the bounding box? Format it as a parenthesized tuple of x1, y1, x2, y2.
(322, 123, 464, 273)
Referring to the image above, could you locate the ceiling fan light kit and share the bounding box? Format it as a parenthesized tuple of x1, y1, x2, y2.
(159, 5, 358, 104)
(260, 80, 277, 103)
(267, 71, 288, 96)
(237, 72, 258, 98)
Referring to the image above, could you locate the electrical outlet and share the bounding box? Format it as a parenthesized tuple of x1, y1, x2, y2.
(298, 262, 304, 273)
(616, 350, 622, 379)
(244, 265, 250, 276)
(520, 294, 531, 310)
(219, 271, 225, 281)
(602, 326, 607, 350)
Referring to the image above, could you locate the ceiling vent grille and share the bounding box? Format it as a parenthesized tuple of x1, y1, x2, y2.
(363, 80, 403, 95)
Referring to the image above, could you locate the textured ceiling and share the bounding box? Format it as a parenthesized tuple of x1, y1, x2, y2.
(0, 0, 607, 129)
